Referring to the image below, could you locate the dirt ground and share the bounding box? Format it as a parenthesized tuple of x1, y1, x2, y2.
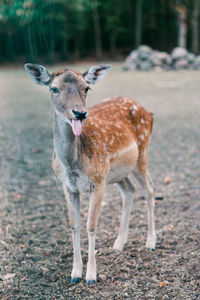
(0, 63, 199, 300)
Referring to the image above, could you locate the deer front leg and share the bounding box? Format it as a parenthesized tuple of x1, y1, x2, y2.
(86, 182, 105, 284)
(63, 185, 83, 283)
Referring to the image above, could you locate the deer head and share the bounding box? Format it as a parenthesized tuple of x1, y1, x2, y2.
(24, 64, 112, 136)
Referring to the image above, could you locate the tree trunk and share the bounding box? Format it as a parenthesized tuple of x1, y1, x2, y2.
(92, 1, 103, 60)
(176, 5, 187, 48)
(135, 0, 143, 47)
(27, 24, 34, 60)
(5, 29, 15, 61)
(127, 0, 134, 47)
(192, 0, 200, 53)
(110, 31, 117, 58)
(48, 1, 55, 63)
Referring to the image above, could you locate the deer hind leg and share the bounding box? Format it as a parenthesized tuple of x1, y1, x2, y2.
(63, 185, 83, 283)
(86, 181, 105, 284)
(133, 169, 156, 250)
(113, 177, 135, 251)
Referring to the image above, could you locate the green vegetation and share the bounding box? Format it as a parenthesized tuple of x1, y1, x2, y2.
(0, 0, 199, 63)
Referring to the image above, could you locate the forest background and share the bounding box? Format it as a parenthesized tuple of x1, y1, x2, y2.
(0, 0, 199, 64)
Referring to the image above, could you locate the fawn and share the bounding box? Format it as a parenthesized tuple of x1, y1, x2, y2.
(24, 63, 156, 284)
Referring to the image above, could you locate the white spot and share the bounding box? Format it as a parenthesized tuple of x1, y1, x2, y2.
(141, 118, 145, 123)
(133, 105, 138, 111)
(123, 99, 127, 103)
(144, 129, 149, 136)
(137, 124, 141, 129)
(139, 134, 145, 140)
(102, 98, 110, 102)
(131, 110, 136, 115)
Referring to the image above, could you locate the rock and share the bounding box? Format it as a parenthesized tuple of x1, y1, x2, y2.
(187, 53, 196, 64)
(138, 61, 154, 71)
(123, 45, 197, 71)
(137, 45, 152, 61)
(171, 47, 188, 61)
(155, 194, 164, 200)
(194, 55, 200, 69)
(150, 51, 171, 69)
(149, 51, 163, 67)
(158, 52, 172, 66)
(123, 50, 138, 70)
(173, 58, 189, 70)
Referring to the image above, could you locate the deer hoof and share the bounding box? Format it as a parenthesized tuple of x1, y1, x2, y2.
(86, 280, 96, 285)
(146, 235, 156, 250)
(70, 277, 82, 283)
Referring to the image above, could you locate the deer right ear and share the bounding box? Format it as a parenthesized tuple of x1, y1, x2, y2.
(82, 65, 112, 84)
(24, 63, 51, 85)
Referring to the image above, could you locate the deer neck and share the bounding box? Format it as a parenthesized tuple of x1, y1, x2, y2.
(53, 112, 79, 164)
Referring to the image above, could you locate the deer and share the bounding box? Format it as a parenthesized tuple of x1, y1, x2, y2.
(24, 63, 156, 284)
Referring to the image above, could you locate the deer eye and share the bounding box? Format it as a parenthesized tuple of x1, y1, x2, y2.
(51, 87, 60, 94)
(85, 86, 91, 93)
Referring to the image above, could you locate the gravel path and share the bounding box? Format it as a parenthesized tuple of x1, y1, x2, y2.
(0, 64, 199, 299)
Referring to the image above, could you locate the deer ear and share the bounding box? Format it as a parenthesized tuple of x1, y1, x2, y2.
(82, 65, 112, 84)
(24, 63, 51, 85)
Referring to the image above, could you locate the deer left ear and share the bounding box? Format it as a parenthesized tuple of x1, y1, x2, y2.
(83, 65, 112, 84)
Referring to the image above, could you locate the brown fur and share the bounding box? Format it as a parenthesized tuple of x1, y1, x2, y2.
(79, 96, 153, 181)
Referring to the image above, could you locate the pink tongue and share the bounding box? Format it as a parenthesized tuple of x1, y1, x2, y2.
(72, 119, 82, 136)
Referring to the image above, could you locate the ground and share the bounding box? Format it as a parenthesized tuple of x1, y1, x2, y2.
(0, 63, 199, 300)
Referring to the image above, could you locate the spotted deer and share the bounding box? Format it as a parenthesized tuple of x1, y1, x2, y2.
(24, 63, 156, 284)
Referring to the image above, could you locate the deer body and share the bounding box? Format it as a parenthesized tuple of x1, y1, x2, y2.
(25, 64, 156, 284)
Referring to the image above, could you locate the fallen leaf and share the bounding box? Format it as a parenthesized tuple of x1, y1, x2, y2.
(2, 273, 15, 280)
(38, 181, 47, 186)
(163, 224, 174, 231)
(159, 281, 168, 287)
(32, 148, 42, 153)
(82, 212, 88, 218)
(99, 274, 106, 280)
(13, 193, 23, 199)
(164, 176, 171, 184)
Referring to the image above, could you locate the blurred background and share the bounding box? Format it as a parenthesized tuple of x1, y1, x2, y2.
(0, 1, 200, 299)
(0, 0, 199, 64)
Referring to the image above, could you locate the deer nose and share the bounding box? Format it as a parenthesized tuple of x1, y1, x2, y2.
(72, 110, 88, 120)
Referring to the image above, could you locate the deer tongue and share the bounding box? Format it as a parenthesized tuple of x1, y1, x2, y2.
(72, 119, 82, 136)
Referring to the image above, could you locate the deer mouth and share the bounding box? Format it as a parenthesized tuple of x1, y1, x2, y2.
(68, 110, 88, 136)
